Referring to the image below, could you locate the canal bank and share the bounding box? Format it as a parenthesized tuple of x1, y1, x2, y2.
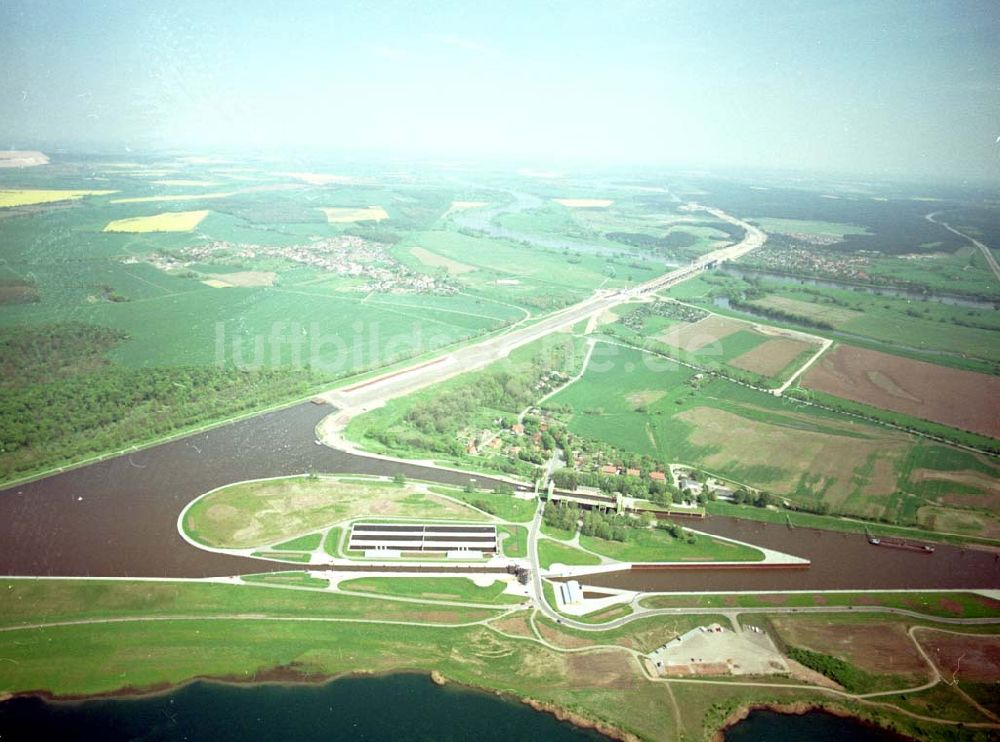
(1, 401, 997, 592)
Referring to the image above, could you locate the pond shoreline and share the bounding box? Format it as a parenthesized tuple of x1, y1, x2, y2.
(714, 701, 916, 741)
(0, 667, 632, 741)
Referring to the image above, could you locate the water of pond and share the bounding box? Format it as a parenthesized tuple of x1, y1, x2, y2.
(0, 675, 607, 742)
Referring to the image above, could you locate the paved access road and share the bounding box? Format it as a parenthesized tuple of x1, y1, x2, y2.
(322, 204, 767, 418)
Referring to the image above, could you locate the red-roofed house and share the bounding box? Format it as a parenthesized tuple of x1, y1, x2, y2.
(626, 468, 640, 477)
(511, 423, 525, 435)
(649, 471, 667, 481)
(601, 464, 619, 475)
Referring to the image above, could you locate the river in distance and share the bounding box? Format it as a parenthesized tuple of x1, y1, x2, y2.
(0, 674, 606, 742)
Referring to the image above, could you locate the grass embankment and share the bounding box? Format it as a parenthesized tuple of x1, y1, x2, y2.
(534, 613, 735, 652)
(706, 501, 1000, 548)
(537, 540, 602, 569)
(251, 551, 312, 563)
(1, 579, 991, 740)
(339, 577, 524, 605)
(241, 572, 330, 589)
(571, 604, 634, 624)
(183, 476, 486, 549)
(322, 528, 342, 557)
(271, 533, 323, 551)
(639, 591, 1000, 619)
(579, 528, 763, 563)
(0, 579, 668, 739)
(0, 579, 498, 629)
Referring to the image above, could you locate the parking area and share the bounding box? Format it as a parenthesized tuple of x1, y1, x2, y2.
(647, 623, 789, 676)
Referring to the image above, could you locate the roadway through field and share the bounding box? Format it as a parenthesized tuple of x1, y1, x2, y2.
(927, 211, 1000, 282)
(318, 204, 768, 438)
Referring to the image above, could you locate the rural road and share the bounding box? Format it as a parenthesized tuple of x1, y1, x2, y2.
(926, 211, 1000, 282)
(319, 204, 767, 437)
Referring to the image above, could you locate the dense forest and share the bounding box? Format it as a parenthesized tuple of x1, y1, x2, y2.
(0, 324, 320, 480)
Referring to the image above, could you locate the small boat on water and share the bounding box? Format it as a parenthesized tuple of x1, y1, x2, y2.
(868, 536, 935, 553)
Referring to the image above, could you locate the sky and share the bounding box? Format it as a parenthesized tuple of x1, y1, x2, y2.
(1, 0, 998, 180)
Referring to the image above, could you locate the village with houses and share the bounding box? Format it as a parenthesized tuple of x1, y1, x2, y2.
(129, 235, 458, 294)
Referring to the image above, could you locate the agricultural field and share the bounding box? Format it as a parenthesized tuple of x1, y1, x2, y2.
(802, 345, 1000, 439)
(109, 191, 236, 204)
(103, 209, 210, 232)
(729, 337, 815, 377)
(0, 188, 116, 207)
(392, 228, 660, 310)
(321, 206, 389, 223)
(546, 342, 1000, 524)
(604, 302, 820, 385)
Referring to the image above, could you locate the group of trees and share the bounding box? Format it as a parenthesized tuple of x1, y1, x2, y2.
(551, 467, 673, 499)
(658, 520, 697, 545)
(579, 508, 629, 542)
(730, 488, 774, 508)
(542, 501, 631, 543)
(0, 323, 320, 480)
(543, 500, 580, 532)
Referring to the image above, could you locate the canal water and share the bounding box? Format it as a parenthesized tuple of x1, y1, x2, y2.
(584, 514, 1000, 593)
(2, 401, 998, 591)
(0, 402, 508, 578)
(725, 709, 912, 741)
(0, 675, 606, 742)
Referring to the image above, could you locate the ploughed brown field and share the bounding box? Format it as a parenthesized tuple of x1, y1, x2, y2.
(920, 632, 1000, 682)
(729, 336, 812, 377)
(657, 315, 743, 352)
(802, 344, 1000, 439)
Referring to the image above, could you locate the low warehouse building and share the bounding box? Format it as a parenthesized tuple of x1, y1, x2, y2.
(348, 523, 498, 555)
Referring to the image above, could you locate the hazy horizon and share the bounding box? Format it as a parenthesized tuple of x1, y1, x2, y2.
(2, 0, 998, 181)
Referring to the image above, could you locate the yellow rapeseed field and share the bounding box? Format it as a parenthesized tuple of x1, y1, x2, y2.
(0, 189, 116, 208)
(110, 192, 234, 204)
(103, 210, 210, 233)
(321, 206, 389, 223)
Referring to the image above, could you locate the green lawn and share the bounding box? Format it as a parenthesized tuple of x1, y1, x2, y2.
(537, 539, 602, 568)
(338, 577, 524, 605)
(434, 487, 538, 523)
(540, 521, 576, 541)
(271, 533, 323, 551)
(579, 528, 763, 563)
(322, 527, 342, 557)
(639, 590, 1000, 618)
(499, 525, 528, 558)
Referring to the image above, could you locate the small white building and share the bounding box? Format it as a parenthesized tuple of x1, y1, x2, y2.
(559, 580, 584, 605)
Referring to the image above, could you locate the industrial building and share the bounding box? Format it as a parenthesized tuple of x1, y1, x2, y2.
(348, 522, 498, 557)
